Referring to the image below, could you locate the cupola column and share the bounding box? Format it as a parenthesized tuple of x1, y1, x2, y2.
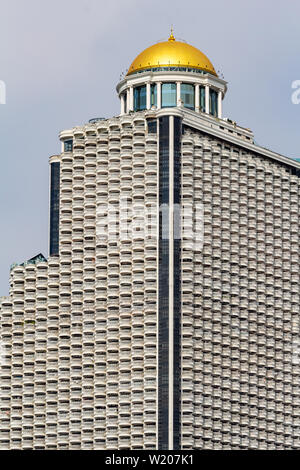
(205, 84, 210, 114)
(157, 82, 162, 109)
(126, 89, 130, 113)
(176, 82, 181, 107)
(129, 86, 134, 112)
(146, 82, 151, 110)
(195, 84, 200, 113)
(218, 90, 223, 119)
(120, 94, 125, 115)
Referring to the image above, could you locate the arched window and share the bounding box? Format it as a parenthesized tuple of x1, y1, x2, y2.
(161, 83, 176, 108)
(181, 84, 195, 110)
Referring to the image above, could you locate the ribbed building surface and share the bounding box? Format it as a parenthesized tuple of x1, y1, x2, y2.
(1, 34, 300, 450)
(179, 125, 300, 449)
(1, 115, 159, 450)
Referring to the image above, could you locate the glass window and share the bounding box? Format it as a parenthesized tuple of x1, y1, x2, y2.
(50, 162, 60, 256)
(200, 86, 205, 112)
(123, 93, 127, 113)
(134, 85, 146, 111)
(64, 140, 73, 152)
(147, 119, 157, 134)
(161, 83, 176, 108)
(210, 89, 218, 117)
(151, 84, 157, 107)
(181, 84, 195, 110)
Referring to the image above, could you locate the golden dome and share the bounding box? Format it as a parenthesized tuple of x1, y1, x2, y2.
(127, 31, 217, 76)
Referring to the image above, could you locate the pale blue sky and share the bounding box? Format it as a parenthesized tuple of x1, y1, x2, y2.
(0, 0, 300, 293)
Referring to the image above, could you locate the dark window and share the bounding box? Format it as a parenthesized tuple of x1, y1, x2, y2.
(64, 140, 73, 152)
(49, 162, 60, 256)
(210, 89, 218, 117)
(147, 119, 157, 134)
(158, 116, 182, 450)
(173, 116, 181, 451)
(158, 116, 169, 450)
(151, 84, 157, 107)
(200, 86, 205, 112)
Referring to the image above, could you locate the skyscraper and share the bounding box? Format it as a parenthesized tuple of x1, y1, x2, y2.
(1, 32, 300, 450)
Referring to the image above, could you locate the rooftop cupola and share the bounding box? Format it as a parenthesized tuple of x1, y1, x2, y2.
(116, 30, 227, 118)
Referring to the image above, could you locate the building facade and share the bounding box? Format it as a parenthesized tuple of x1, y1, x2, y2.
(1, 33, 300, 450)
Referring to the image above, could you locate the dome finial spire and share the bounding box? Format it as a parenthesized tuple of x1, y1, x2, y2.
(169, 26, 175, 42)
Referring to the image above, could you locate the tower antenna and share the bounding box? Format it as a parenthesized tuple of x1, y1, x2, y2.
(169, 25, 175, 41)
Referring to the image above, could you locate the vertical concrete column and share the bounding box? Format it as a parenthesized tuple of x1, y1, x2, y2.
(195, 84, 200, 112)
(120, 94, 125, 115)
(126, 88, 130, 113)
(129, 86, 134, 111)
(146, 82, 151, 110)
(168, 115, 174, 450)
(176, 82, 181, 107)
(157, 82, 162, 109)
(218, 90, 223, 119)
